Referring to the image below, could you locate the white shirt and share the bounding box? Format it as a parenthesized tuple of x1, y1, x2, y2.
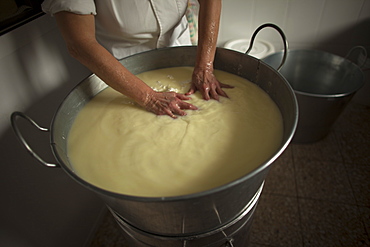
(42, 0, 192, 59)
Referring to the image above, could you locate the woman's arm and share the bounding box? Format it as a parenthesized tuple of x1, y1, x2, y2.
(187, 0, 232, 100)
(55, 11, 197, 118)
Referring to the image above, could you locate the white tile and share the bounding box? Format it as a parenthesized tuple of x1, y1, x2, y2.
(252, 0, 289, 26)
(219, 0, 368, 50)
(350, 0, 370, 45)
(285, 0, 326, 44)
(0, 15, 57, 59)
(358, 0, 370, 21)
(251, 0, 290, 45)
(0, 18, 90, 135)
(317, 0, 364, 44)
(219, 0, 255, 45)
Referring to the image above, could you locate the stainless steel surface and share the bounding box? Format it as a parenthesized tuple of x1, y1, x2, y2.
(263, 49, 364, 143)
(50, 46, 297, 236)
(245, 23, 288, 71)
(111, 184, 262, 247)
(11, 46, 298, 236)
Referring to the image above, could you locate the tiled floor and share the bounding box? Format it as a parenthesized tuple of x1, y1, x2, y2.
(89, 102, 370, 247)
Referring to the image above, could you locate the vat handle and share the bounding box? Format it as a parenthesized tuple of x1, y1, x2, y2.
(11, 112, 60, 168)
(345, 46, 368, 68)
(245, 23, 288, 71)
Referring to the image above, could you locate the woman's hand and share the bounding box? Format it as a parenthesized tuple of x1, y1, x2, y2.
(143, 91, 198, 119)
(186, 67, 233, 100)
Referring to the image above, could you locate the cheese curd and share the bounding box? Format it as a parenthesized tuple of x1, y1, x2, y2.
(67, 67, 283, 197)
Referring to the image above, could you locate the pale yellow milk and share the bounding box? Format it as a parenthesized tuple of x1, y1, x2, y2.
(67, 67, 283, 197)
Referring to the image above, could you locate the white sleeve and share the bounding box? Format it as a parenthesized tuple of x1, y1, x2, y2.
(41, 0, 97, 16)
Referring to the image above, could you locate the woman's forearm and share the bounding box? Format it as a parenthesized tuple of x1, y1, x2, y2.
(187, 0, 232, 101)
(196, 0, 221, 70)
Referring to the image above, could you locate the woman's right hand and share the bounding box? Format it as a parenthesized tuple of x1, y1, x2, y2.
(143, 91, 198, 119)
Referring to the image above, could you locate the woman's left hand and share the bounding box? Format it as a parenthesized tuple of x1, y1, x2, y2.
(186, 67, 233, 101)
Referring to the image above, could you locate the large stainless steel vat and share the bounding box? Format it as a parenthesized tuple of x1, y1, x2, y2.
(11, 24, 298, 245)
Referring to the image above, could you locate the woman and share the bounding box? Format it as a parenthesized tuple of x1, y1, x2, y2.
(42, 0, 231, 118)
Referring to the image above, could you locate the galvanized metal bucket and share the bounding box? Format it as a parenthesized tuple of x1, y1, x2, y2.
(11, 24, 298, 246)
(263, 49, 365, 143)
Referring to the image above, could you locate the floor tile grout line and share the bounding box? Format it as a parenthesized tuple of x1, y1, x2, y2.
(248, 242, 274, 247)
(295, 196, 362, 206)
(330, 131, 359, 206)
(334, 126, 365, 207)
(262, 191, 363, 207)
(335, 125, 370, 242)
(356, 204, 370, 243)
(290, 143, 305, 247)
(332, 130, 347, 166)
(341, 160, 362, 206)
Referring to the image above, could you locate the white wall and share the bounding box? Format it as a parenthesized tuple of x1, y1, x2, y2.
(219, 0, 370, 54)
(0, 15, 105, 247)
(0, 1, 369, 246)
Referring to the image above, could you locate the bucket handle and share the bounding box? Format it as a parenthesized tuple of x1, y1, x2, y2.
(245, 23, 288, 71)
(345, 46, 368, 68)
(11, 112, 59, 168)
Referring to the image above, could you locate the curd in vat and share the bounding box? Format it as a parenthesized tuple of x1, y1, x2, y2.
(67, 67, 283, 197)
